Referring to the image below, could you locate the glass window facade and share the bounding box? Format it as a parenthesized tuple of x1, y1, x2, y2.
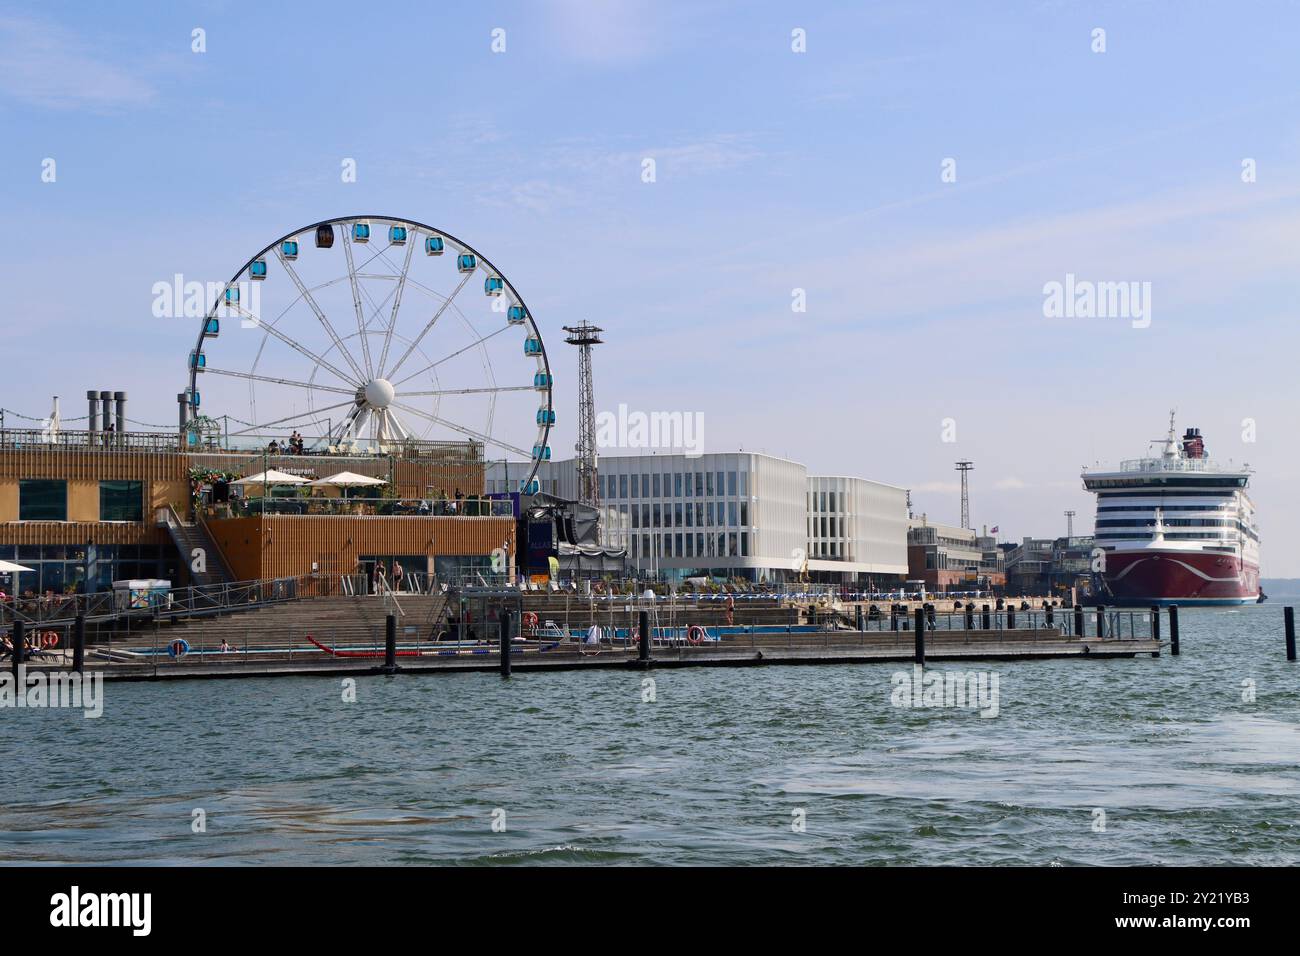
(100, 480, 144, 522)
(0, 543, 170, 596)
(19, 480, 67, 521)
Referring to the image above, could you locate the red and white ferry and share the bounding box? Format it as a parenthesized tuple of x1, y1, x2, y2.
(1082, 415, 1260, 606)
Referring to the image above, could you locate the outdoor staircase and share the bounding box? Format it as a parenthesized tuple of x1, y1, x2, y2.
(111, 592, 450, 651)
(157, 505, 233, 586)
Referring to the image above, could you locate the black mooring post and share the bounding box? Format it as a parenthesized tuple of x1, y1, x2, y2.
(1095, 605, 1106, 639)
(1169, 604, 1180, 656)
(384, 613, 397, 672)
(965, 604, 975, 631)
(1045, 603, 1054, 627)
(890, 605, 899, 632)
(12, 619, 24, 679)
(855, 604, 864, 632)
(1150, 606, 1160, 644)
(499, 610, 512, 677)
(982, 604, 991, 630)
(914, 607, 925, 665)
(1007, 606, 1016, 630)
(1286, 606, 1296, 662)
(73, 614, 85, 673)
(1074, 604, 1084, 638)
(638, 610, 650, 663)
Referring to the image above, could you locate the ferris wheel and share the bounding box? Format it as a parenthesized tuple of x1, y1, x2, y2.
(186, 216, 553, 491)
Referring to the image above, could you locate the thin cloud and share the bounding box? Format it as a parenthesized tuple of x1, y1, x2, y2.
(0, 16, 156, 110)
(550, 133, 762, 181)
(912, 481, 959, 493)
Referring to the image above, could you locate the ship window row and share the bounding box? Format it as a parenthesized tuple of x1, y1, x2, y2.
(1095, 488, 1239, 497)
(1095, 520, 1258, 542)
(1095, 518, 1237, 529)
(1096, 504, 1234, 513)
(1095, 532, 1237, 541)
(1089, 477, 1247, 489)
(601, 470, 747, 500)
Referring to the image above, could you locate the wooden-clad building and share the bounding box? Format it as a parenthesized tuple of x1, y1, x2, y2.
(207, 515, 513, 582)
(0, 429, 501, 595)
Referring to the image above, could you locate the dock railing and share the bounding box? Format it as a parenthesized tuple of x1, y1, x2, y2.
(0, 574, 308, 629)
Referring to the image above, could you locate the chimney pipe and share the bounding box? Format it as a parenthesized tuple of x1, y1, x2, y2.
(99, 391, 112, 436)
(177, 393, 189, 445)
(114, 392, 126, 446)
(87, 390, 100, 436)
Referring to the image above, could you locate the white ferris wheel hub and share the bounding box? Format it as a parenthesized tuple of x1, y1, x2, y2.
(363, 378, 396, 409)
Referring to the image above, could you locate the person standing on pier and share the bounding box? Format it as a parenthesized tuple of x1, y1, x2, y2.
(373, 560, 386, 595)
(392, 560, 405, 593)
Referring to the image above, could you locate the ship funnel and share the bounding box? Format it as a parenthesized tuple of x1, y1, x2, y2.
(1182, 427, 1205, 459)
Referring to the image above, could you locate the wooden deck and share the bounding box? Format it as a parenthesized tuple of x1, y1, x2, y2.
(41, 629, 1161, 682)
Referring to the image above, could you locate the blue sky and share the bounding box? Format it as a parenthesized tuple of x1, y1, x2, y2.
(3, 1, 1300, 571)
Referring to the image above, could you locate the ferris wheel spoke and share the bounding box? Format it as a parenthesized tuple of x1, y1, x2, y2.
(391, 400, 533, 459)
(385, 271, 474, 380)
(397, 385, 530, 397)
(354, 276, 400, 337)
(341, 230, 375, 379)
(205, 367, 357, 396)
(377, 239, 416, 377)
(275, 249, 367, 382)
(390, 324, 512, 389)
(227, 399, 359, 436)
(256, 318, 359, 389)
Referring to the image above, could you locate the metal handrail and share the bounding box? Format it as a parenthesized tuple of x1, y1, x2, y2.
(374, 572, 404, 617)
(0, 573, 309, 628)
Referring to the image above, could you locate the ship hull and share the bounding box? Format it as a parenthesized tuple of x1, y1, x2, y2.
(1102, 549, 1259, 606)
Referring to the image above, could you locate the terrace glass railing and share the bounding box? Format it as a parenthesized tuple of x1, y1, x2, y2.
(212, 497, 513, 518)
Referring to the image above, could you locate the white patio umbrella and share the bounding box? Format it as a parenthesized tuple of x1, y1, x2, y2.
(307, 471, 387, 488)
(0, 560, 35, 574)
(232, 469, 310, 486)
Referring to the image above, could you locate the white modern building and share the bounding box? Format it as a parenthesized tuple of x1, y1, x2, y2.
(486, 452, 908, 584)
(807, 476, 911, 577)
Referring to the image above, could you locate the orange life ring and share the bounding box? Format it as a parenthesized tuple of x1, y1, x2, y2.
(41, 632, 60, 649)
(687, 625, 707, 645)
